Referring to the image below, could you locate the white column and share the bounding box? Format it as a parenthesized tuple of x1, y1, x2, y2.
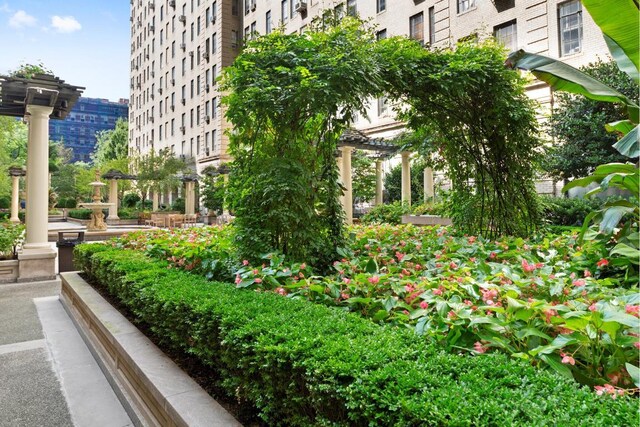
(23, 105, 53, 249)
(424, 167, 434, 202)
(401, 151, 411, 206)
(341, 146, 353, 225)
(375, 159, 383, 206)
(10, 175, 21, 223)
(152, 191, 159, 211)
(185, 181, 195, 215)
(108, 179, 119, 219)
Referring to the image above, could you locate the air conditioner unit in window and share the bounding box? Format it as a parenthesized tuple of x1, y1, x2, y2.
(130, 16, 133, 22)
(149, 25, 155, 32)
(209, 15, 215, 23)
(205, 116, 210, 123)
(205, 84, 210, 92)
(189, 51, 194, 56)
(149, 116, 154, 122)
(151, 93, 155, 99)
(169, 0, 176, 8)
(294, 0, 307, 12)
(251, 3, 256, 11)
(181, 98, 186, 105)
(205, 148, 210, 156)
(149, 1, 155, 9)
(151, 71, 155, 77)
(171, 79, 175, 86)
(145, 53, 149, 59)
(158, 87, 163, 94)
(180, 43, 186, 50)
(178, 15, 186, 23)
(179, 154, 186, 160)
(203, 52, 210, 60)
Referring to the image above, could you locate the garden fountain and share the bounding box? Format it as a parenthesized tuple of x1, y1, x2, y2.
(79, 170, 114, 232)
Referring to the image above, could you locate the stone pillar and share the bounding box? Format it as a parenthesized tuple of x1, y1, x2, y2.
(424, 167, 434, 202)
(108, 179, 119, 219)
(10, 175, 21, 223)
(375, 159, 383, 206)
(341, 146, 354, 225)
(185, 181, 195, 216)
(401, 151, 411, 206)
(19, 105, 56, 282)
(152, 191, 159, 211)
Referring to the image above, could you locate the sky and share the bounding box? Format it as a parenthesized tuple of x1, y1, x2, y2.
(0, 1, 130, 101)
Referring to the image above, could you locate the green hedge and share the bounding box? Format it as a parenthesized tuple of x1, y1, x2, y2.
(74, 244, 637, 426)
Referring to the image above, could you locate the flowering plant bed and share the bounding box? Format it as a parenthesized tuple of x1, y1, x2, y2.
(113, 224, 640, 395)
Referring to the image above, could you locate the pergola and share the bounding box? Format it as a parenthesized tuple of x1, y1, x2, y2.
(102, 169, 137, 221)
(0, 73, 84, 281)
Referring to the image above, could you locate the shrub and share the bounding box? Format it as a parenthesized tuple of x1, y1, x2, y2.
(361, 201, 449, 225)
(74, 244, 638, 426)
(116, 208, 140, 220)
(170, 197, 185, 213)
(68, 208, 106, 220)
(58, 198, 77, 209)
(0, 196, 10, 209)
(541, 195, 604, 226)
(0, 221, 24, 259)
(122, 192, 141, 208)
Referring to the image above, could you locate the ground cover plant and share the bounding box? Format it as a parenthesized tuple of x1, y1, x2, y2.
(114, 224, 639, 395)
(75, 243, 638, 425)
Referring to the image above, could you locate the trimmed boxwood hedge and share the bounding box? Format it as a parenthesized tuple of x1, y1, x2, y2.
(74, 243, 637, 426)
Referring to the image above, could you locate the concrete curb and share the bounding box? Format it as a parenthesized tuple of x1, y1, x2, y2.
(60, 272, 242, 427)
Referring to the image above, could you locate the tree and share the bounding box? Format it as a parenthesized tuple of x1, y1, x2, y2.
(222, 17, 384, 268)
(383, 160, 427, 204)
(351, 150, 376, 203)
(545, 60, 638, 180)
(92, 119, 129, 166)
(132, 149, 187, 207)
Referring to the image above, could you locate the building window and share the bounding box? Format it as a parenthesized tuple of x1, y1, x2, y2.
(266, 10, 272, 34)
(409, 12, 424, 45)
(558, 0, 582, 56)
(212, 32, 217, 53)
(281, 0, 288, 22)
(245, 0, 250, 15)
(428, 7, 435, 46)
(377, 97, 388, 116)
(232, 0, 239, 16)
(376, 29, 387, 41)
(212, 97, 218, 117)
(347, 0, 357, 16)
(251, 21, 256, 37)
(376, 0, 385, 13)
(494, 20, 517, 53)
(457, 0, 475, 14)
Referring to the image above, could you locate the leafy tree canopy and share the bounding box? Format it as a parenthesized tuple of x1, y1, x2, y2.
(92, 119, 129, 166)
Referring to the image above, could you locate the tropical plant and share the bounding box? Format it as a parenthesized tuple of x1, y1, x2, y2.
(506, 0, 639, 275)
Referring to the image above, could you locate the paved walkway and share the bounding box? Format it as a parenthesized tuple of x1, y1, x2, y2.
(0, 279, 133, 427)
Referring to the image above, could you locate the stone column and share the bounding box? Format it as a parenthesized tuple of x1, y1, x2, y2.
(152, 191, 159, 211)
(341, 146, 354, 225)
(424, 167, 434, 202)
(108, 179, 119, 219)
(19, 105, 56, 282)
(375, 159, 383, 206)
(401, 151, 411, 206)
(10, 174, 21, 223)
(185, 181, 195, 215)
(23, 105, 53, 250)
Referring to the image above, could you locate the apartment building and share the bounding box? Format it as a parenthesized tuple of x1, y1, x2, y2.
(129, 0, 610, 175)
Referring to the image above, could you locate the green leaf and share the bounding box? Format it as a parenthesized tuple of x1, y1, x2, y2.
(372, 309, 388, 322)
(605, 120, 635, 135)
(612, 125, 639, 158)
(515, 327, 552, 341)
(610, 243, 640, 265)
(626, 363, 640, 388)
(549, 281, 564, 297)
(602, 309, 640, 329)
(506, 50, 637, 107)
(581, 0, 639, 84)
(365, 258, 378, 274)
(600, 206, 636, 234)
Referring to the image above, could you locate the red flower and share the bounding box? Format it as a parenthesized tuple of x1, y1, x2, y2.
(625, 305, 640, 317)
(588, 303, 597, 312)
(242, 259, 249, 266)
(572, 279, 586, 287)
(420, 301, 428, 309)
(473, 342, 488, 354)
(368, 276, 380, 284)
(560, 353, 575, 365)
(254, 278, 263, 284)
(596, 258, 609, 268)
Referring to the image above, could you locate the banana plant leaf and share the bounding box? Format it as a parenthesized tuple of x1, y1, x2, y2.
(581, 0, 639, 84)
(612, 125, 639, 158)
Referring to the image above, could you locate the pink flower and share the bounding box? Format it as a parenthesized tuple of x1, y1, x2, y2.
(404, 284, 414, 292)
(340, 292, 350, 300)
(543, 309, 558, 323)
(368, 276, 380, 284)
(481, 288, 498, 303)
(588, 303, 597, 312)
(473, 342, 487, 354)
(489, 252, 497, 260)
(596, 258, 609, 268)
(432, 288, 443, 296)
(468, 236, 477, 244)
(572, 279, 586, 287)
(343, 278, 351, 284)
(235, 275, 241, 285)
(634, 342, 640, 350)
(447, 310, 456, 319)
(420, 301, 429, 309)
(242, 259, 249, 266)
(560, 353, 575, 365)
(521, 259, 536, 273)
(449, 262, 458, 269)
(583, 270, 592, 278)
(395, 251, 405, 262)
(254, 278, 262, 284)
(253, 269, 259, 275)
(300, 263, 306, 270)
(275, 287, 286, 295)
(625, 305, 640, 317)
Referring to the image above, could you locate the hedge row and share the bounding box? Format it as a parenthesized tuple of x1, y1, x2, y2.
(74, 244, 637, 426)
